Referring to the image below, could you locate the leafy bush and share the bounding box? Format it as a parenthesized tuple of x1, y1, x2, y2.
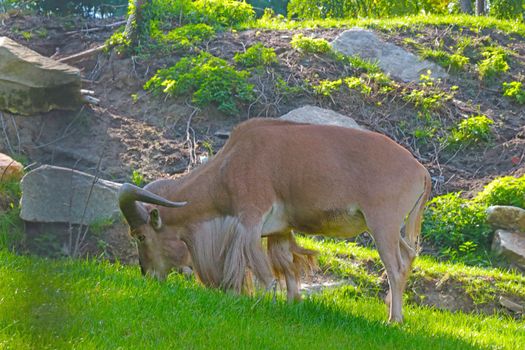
(474, 176, 525, 209)
(144, 52, 254, 115)
(153, 23, 216, 50)
(423, 193, 492, 265)
(290, 34, 331, 54)
(234, 43, 278, 68)
(502, 81, 525, 104)
(477, 47, 509, 80)
(423, 175, 525, 265)
(193, 0, 255, 27)
(447, 115, 494, 149)
(489, 0, 525, 20)
(344, 77, 372, 95)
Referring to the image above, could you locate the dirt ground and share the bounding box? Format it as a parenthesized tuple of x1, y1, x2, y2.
(1, 14, 524, 316)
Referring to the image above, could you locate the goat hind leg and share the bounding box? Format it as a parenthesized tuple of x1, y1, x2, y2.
(267, 233, 301, 302)
(372, 226, 410, 323)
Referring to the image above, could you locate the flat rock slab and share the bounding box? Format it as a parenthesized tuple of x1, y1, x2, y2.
(20, 165, 121, 225)
(331, 29, 448, 83)
(279, 105, 364, 130)
(492, 229, 525, 270)
(0, 36, 82, 115)
(0, 153, 23, 182)
(487, 206, 525, 233)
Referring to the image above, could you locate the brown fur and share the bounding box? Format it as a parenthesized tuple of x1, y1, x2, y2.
(119, 118, 431, 323)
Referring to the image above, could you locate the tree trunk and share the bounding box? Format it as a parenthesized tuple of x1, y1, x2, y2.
(475, 0, 485, 15)
(459, 0, 472, 14)
(124, 0, 149, 47)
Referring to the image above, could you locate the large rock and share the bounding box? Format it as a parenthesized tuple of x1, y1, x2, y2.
(20, 165, 121, 225)
(0, 37, 82, 115)
(486, 206, 525, 233)
(279, 105, 364, 130)
(492, 229, 525, 270)
(331, 29, 448, 83)
(0, 153, 23, 182)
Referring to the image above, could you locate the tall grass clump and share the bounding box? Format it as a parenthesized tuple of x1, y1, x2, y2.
(0, 180, 24, 250)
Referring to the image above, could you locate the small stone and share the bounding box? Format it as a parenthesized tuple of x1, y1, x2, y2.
(0, 153, 23, 182)
(486, 206, 525, 233)
(492, 229, 525, 271)
(279, 105, 364, 130)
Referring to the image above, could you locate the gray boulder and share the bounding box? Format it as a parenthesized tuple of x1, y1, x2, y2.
(492, 229, 525, 270)
(20, 165, 121, 225)
(486, 206, 525, 233)
(279, 105, 365, 130)
(331, 29, 448, 83)
(0, 36, 82, 115)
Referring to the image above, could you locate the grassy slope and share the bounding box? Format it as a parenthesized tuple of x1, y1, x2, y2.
(247, 13, 525, 35)
(1, 250, 524, 350)
(298, 237, 525, 308)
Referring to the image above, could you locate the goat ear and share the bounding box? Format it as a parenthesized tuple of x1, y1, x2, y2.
(148, 208, 162, 230)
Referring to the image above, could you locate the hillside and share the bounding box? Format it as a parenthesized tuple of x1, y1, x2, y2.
(1, 5, 525, 348)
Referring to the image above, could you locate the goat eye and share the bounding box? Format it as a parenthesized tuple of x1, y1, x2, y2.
(137, 234, 145, 242)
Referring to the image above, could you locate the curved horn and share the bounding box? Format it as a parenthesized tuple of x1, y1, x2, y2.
(118, 183, 187, 229)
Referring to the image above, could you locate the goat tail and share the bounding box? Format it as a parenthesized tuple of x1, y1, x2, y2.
(404, 171, 432, 253)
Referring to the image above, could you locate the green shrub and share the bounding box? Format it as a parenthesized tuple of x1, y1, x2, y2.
(489, 0, 525, 20)
(423, 175, 525, 265)
(290, 34, 331, 54)
(477, 47, 509, 80)
(447, 115, 493, 149)
(193, 0, 255, 27)
(234, 43, 278, 68)
(474, 176, 525, 209)
(144, 52, 254, 115)
(423, 192, 492, 265)
(502, 81, 525, 104)
(165, 24, 215, 48)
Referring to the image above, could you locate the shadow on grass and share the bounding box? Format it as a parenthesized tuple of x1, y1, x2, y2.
(0, 251, 513, 349)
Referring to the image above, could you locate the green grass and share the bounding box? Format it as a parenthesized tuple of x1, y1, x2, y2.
(1, 250, 524, 349)
(298, 236, 525, 308)
(246, 13, 525, 36)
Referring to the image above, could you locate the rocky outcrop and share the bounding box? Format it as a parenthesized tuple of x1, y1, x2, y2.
(331, 29, 448, 82)
(487, 205, 525, 233)
(492, 229, 525, 270)
(488, 205, 525, 271)
(0, 153, 23, 182)
(279, 105, 364, 129)
(20, 165, 121, 225)
(0, 36, 82, 115)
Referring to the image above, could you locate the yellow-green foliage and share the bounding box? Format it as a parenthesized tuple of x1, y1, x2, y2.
(477, 47, 509, 80)
(502, 81, 525, 104)
(290, 34, 331, 54)
(420, 49, 469, 71)
(234, 43, 278, 68)
(448, 115, 494, 149)
(193, 0, 255, 27)
(474, 175, 525, 208)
